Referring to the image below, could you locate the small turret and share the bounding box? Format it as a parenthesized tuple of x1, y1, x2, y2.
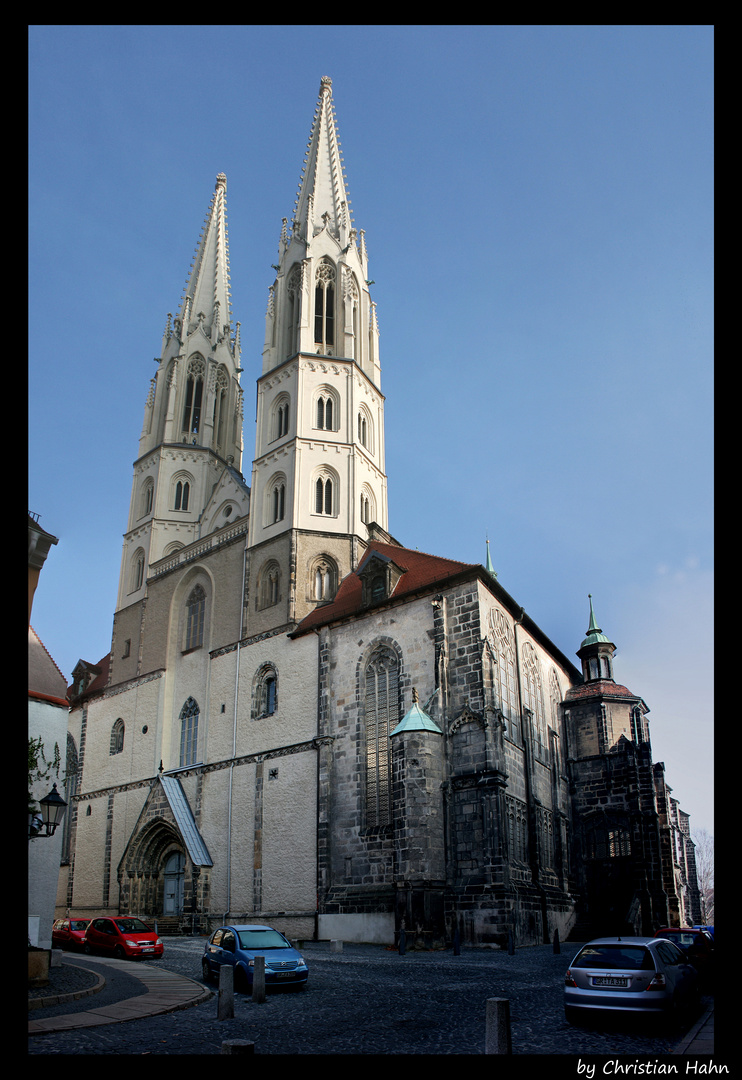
(576, 595, 616, 682)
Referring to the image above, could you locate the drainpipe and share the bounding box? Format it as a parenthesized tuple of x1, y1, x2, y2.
(225, 534, 248, 921)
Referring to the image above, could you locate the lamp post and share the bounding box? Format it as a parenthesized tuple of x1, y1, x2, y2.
(29, 783, 67, 838)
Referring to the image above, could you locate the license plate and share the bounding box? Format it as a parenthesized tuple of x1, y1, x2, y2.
(142, 947, 154, 953)
(275, 971, 294, 978)
(592, 976, 627, 987)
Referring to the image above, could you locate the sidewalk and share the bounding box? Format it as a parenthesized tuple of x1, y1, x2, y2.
(672, 999, 714, 1055)
(28, 956, 211, 1036)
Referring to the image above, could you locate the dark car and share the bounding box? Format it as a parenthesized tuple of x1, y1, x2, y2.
(52, 917, 90, 950)
(564, 936, 700, 1025)
(84, 916, 164, 960)
(654, 928, 714, 984)
(202, 924, 308, 990)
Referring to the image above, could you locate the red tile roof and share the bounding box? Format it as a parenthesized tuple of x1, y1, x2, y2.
(291, 542, 477, 636)
(564, 679, 641, 702)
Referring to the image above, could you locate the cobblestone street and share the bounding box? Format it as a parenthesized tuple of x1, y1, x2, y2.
(28, 938, 710, 1056)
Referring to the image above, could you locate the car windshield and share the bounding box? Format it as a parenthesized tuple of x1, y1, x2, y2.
(115, 918, 152, 933)
(70, 920, 89, 930)
(573, 945, 654, 970)
(236, 929, 290, 950)
(664, 932, 698, 946)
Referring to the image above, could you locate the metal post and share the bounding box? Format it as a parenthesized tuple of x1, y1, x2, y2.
(485, 998, 512, 1054)
(553, 928, 560, 954)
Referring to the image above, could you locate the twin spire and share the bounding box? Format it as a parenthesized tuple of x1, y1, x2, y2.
(292, 76, 353, 247)
(167, 172, 238, 359)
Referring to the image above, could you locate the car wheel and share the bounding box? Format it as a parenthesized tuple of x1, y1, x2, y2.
(84, 943, 93, 955)
(114, 945, 126, 959)
(565, 1006, 581, 1026)
(202, 959, 213, 983)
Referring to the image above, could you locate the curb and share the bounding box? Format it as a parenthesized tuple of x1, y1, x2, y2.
(28, 963, 106, 1010)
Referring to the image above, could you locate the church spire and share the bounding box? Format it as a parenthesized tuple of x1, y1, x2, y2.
(577, 594, 616, 682)
(292, 76, 352, 248)
(176, 172, 235, 351)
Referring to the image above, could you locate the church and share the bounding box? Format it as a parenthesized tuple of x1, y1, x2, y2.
(56, 77, 701, 947)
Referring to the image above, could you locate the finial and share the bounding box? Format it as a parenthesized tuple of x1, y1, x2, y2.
(215, 173, 227, 189)
(320, 76, 332, 96)
(485, 535, 497, 578)
(586, 594, 601, 635)
(412, 688, 419, 704)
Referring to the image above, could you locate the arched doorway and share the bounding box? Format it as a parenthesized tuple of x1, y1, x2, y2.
(163, 850, 185, 915)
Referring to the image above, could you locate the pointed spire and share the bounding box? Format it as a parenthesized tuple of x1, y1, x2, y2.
(293, 77, 352, 245)
(485, 535, 497, 578)
(581, 594, 611, 648)
(178, 173, 233, 344)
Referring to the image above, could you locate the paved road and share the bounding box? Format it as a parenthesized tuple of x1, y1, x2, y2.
(29, 937, 710, 1056)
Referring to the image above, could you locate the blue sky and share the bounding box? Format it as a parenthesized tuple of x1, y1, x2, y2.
(29, 26, 713, 836)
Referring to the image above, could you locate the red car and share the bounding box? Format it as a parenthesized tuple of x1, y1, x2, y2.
(52, 917, 90, 950)
(84, 916, 164, 960)
(654, 928, 714, 984)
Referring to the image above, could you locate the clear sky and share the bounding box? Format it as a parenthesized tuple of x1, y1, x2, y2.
(29, 26, 714, 837)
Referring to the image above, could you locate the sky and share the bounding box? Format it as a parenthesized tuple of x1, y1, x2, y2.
(28, 26, 714, 837)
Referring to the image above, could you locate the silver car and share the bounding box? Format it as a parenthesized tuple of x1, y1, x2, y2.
(564, 936, 700, 1024)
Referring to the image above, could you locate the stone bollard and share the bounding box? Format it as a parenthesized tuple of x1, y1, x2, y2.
(252, 955, 266, 1003)
(553, 929, 560, 954)
(330, 939, 343, 953)
(221, 1040, 255, 1055)
(485, 997, 512, 1054)
(217, 964, 234, 1020)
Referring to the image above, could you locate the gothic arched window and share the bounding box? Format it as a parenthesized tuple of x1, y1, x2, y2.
(179, 697, 199, 767)
(174, 479, 190, 511)
(252, 663, 278, 719)
(110, 718, 125, 755)
(181, 358, 205, 439)
(522, 642, 547, 754)
(185, 585, 206, 651)
(314, 259, 335, 353)
(310, 555, 337, 602)
(363, 645, 401, 828)
(491, 609, 519, 741)
(314, 474, 335, 516)
(257, 560, 281, 610)
(212, 367, 229, 451)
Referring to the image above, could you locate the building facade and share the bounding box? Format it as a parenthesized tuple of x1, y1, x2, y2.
(56, 78, 701, 946)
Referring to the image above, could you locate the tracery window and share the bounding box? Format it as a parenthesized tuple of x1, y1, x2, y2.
(311, 555, 337, 602)
(273, 395, 290, 440)
(181, 358, 205, 439)
(131, 549, 145, 592)
(316, 394, 334, 430)
(522, 642, 547, 754)
(212, 367, 229, 450)
(257, 560, 281, 610)
(490, 609, 519, 741)
(314, 259, 335, 353)
(179, 697, 199, 767)
(185, 584, 206, 651)
(363, 646, 401, 827)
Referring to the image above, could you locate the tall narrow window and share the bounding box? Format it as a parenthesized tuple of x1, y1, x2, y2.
(272, 483, 285, 523)
(182, 359, 205, 438)
(253, 664, 279, 719)
(185, 585, 206, 650)
(179, 697, 199, 767)
(364, 647, 400, 827)
(174, 480, 190, 511)
(314, 260, 335, 352)
(316, 394, 334, 430)
(212, 369, 228, 450)
(490, 609, 519, 741)
(110, 718, 125, 755)
(315, 476, 333, 515)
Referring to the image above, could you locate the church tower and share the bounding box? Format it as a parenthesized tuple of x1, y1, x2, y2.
(115, 173, 249, 618)
(247, 77, 389, 634)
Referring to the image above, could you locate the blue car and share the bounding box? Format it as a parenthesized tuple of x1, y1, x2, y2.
(202, 924, 308, 990)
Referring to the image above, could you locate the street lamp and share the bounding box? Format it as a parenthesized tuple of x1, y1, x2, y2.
(29, 783, 67, 838)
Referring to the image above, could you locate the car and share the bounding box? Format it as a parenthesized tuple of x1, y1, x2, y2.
(693, 924, 714, 939)
(654, 928, 714, 984)
(564, 936, 700, 1025)
(84, 916, 164, 960)
(52, 917, 90, 950)
(202, 924, 308, 991)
